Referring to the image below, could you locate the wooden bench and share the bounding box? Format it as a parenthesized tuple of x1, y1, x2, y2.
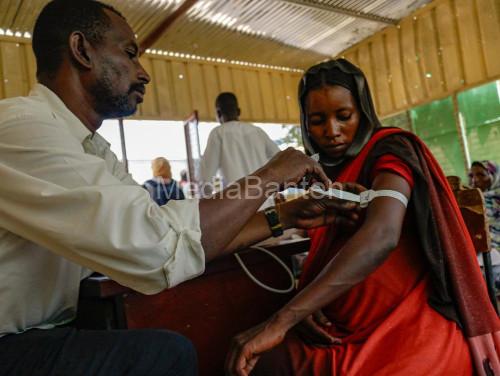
(447, 176, 498, 313)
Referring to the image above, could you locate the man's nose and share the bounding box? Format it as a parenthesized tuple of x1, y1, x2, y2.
(137, 63, 151, 84)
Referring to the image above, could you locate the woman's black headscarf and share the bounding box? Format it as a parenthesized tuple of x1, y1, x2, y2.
(299, 58, 381, 166)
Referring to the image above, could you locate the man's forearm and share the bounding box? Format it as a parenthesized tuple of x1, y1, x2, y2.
(221, 212, 271, 255)
(199, 169, 277, 261)
(198, 147, 333, 261)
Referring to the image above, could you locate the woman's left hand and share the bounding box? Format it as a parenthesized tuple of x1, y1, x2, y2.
(294, 309, 341, 346)
(225, 317, 288, 376)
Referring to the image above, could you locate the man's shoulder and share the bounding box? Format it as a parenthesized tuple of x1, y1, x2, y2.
(240, 122, 270, 136)
(210, 123, 223, 131)
(237, 121, 260, 128)
(0, 94, 55, 126)
(225, 121, 260, 132)
(0, 94, 78, 150)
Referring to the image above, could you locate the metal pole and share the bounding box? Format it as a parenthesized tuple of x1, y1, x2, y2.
(118, 118, 129, 173)
(452, 94, 470, 177)
(406, 110, 415, 133)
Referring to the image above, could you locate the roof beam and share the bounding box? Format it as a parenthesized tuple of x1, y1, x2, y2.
(282, 0, 398, 25)
(139, 0, 198, 55)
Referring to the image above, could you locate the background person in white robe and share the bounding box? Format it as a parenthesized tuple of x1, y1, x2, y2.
(199, 92, 280, 196)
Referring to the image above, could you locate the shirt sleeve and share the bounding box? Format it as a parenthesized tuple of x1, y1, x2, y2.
(0, 116, 205, 294)
(370, 154, 415, 189)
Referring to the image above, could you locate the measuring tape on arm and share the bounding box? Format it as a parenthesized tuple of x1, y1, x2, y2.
(310, 186, 409, 208)
(309, 153, 408, 208)
(235, 183, 408, 294)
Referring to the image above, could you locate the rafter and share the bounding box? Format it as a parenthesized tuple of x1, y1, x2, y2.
(282, 0, 398, 25)
(139, 0, 198, 55)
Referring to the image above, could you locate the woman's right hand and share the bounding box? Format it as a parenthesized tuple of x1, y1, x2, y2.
(225, 316, 289, 376)
(294, 310, 341, 346)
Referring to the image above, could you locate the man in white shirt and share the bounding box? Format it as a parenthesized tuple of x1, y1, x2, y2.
(0, 1, 360, 375)
(199, 92, 281, 195)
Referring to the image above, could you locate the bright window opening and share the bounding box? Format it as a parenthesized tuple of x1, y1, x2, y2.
(98, 120, 301, 185)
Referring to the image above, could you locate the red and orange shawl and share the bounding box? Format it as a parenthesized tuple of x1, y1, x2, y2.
(302, 127, 500, 375)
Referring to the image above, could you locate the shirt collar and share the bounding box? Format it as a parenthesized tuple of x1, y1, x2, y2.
(29, 83, 92, 144)
(221, 120, 239, 126)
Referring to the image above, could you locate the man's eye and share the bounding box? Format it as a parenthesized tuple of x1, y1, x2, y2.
(338, 114, 352, 121)
(126, 50, 137, 58)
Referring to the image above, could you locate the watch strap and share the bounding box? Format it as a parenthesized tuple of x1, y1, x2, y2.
(264, 206, 284, 237)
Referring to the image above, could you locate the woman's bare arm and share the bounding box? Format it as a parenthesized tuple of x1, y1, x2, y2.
(225, 171, 411, 375)
(274, 171, 411, 328)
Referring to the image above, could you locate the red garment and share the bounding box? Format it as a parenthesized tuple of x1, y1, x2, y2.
(262, 129, 499, 375)
(371, 154, 415, 189)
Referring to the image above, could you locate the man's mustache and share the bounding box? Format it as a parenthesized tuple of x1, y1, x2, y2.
(129, 84, 145, 95)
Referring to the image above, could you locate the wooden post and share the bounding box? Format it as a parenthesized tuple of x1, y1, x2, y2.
(139, 0, 198, 55)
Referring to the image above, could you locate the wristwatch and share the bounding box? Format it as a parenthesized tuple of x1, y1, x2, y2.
(264, 206, 284, 237)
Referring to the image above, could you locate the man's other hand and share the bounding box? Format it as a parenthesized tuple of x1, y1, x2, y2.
(280, 182, 365, 230)
(256, 148, 331, 189)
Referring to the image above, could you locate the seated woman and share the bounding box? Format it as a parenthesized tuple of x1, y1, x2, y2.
(225, 59, 500, 376)
(144, 157, 185, 205)
(469, 160, 500, 287)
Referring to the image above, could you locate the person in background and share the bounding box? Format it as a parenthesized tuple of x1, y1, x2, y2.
(225, 59, 499, 376)
(469, 160, 500, 287)
(179, 169, 192, 198)
(198, 92, 280, 196)
(144, 157, 185, 205)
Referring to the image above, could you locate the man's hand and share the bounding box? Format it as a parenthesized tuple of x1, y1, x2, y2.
(280, 182, 366, 230)
(225, 317, 288, 376)
(294, 310, 341, 346)
(256, 148, 331, 190)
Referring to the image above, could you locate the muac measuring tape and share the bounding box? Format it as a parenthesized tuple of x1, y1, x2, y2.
(235, 186, 408, 294)
(308, 153, 409, 208)
(309, 186, 409, 208)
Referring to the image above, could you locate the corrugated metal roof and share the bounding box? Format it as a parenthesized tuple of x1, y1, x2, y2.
(0, 0, 433, 69)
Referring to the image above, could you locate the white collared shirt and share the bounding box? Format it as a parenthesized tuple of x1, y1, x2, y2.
(0, 84, 205, 336)
(198, 120, 280, 188)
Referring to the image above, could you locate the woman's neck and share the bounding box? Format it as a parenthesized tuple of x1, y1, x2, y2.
(322, 162, 348, 181)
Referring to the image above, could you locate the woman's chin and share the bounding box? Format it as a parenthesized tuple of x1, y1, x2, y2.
(322, 145, 348, 158)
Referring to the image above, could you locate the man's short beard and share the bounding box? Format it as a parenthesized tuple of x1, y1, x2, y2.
(91, 60, 137, 119)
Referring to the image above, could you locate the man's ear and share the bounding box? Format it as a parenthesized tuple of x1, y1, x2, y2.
(237, 107, 241, 117)
(68, 31, 93, 70)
